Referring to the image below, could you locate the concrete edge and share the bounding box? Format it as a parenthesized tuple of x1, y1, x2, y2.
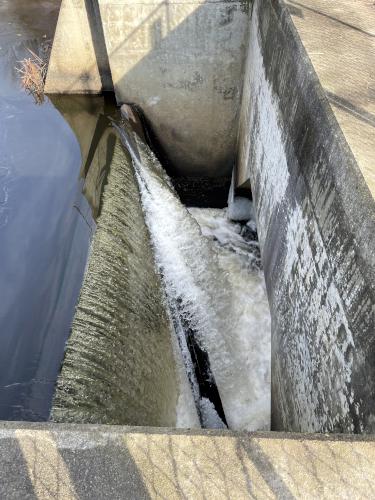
(270, 0, 375, 284)
(1, 420, 375, 442)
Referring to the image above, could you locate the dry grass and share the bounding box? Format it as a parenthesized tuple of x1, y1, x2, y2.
(16, 48, 48, 104)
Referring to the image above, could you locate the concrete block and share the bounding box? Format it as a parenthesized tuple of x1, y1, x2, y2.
(45, 0, 103, 94)
(98, 0, 249, 176)
(46, 0, 249, 176)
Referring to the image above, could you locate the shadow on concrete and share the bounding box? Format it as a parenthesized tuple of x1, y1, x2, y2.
(238, 438, 295, 499)
(13, 428, 150, 499)
(58, 0, 248, 178)
(84, 0, 113, 90)
(326, 91, 375, 128)
(3, 425, 375, 498)
(287, 0, 375, 38)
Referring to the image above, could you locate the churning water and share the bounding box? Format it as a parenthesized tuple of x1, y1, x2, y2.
(188, 208, 271, 429)
(118, 116, 271, 431)
(0, 1, 271, 428)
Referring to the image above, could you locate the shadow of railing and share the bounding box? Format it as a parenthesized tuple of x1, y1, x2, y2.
(3, 425, 374, 498)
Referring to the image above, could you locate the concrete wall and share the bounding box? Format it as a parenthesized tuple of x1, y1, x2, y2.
(2, 422, 375, 498)
(237, 0, 375, 433)
(46, 0, 375, 434)
(45, 0, 250, 177)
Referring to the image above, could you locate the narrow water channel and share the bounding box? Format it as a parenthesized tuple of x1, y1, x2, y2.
(117, 117, 271, 430)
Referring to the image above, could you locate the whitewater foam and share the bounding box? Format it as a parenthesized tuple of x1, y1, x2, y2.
(119, 125, 271, 431)
(189, 207, 271, 430)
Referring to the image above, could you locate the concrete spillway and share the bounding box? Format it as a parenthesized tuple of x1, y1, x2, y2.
(0, 0, 375, 496)
(52, 135, 180, 426)
(52, 106, 269, 430)
(44, 0, 375, 435)
(116, 106, 270, 430)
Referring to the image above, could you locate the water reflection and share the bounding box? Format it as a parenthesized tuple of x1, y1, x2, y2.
(51, 94, 118, 220)
(0, 1, 116, 420)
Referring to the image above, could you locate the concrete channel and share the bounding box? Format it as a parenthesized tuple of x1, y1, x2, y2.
(45, 0, 375, 432)
(2, 0, 375, 496)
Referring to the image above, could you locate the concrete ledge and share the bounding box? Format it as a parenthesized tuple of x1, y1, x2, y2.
(1, 421, 375, 499)
(285, 0, 375, 197)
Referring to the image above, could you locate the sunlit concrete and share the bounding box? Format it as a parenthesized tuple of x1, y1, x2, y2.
(285, 0, 375, 198)
(45, 0, 103, 94)
(1, 422, 375, 499)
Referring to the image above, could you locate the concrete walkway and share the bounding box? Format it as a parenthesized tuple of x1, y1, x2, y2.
(1, 421, 375, 499)
(286, 0, 375, 197)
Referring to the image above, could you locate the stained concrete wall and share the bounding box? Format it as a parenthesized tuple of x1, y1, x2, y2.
(237, 0, 375, 433)
(45, 0, 250, 177)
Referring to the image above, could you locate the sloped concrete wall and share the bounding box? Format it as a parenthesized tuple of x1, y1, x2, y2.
(52, 135, 180, 427)
(46, 0, 250, 176)
(237, 0, 375, 433)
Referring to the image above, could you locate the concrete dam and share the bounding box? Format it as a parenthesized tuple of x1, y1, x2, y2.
(1, 0, 375, 496)
(42, 0, 375, 434)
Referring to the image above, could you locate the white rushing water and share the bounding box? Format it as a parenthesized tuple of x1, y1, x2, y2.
(188, 208, 271, 430)
(172, 325, 201, 429)
(120, 128, 271, 431)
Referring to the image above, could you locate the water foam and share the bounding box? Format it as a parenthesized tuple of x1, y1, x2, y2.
(120, 126, 271, 431)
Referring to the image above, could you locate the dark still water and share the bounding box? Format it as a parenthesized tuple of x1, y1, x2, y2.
(0, 0, 115, 420)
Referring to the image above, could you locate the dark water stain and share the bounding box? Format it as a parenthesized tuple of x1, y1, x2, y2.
(0, 1, 116, 421)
